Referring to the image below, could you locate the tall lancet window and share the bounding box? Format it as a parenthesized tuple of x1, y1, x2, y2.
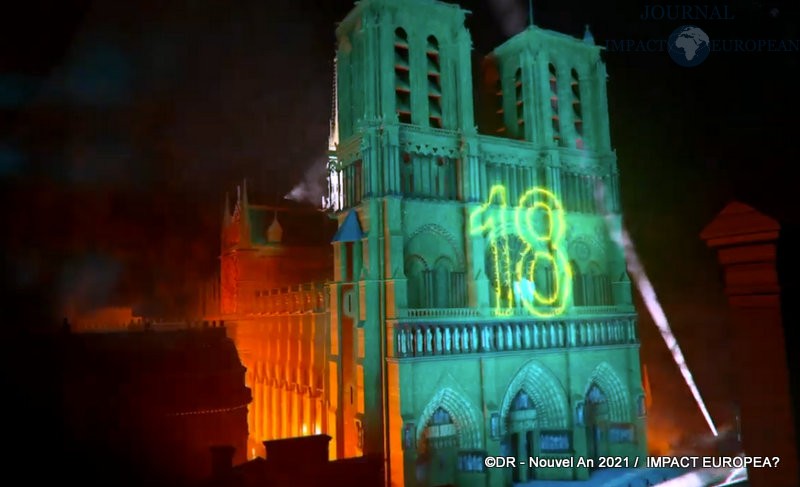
(494, 72, 505, 134)
(394, 28, 412, 124)
(571, 68, 584, 150)
(514, 68, 524, 140)
(427, 35, 443, 128)
(549, 63, 562, 146)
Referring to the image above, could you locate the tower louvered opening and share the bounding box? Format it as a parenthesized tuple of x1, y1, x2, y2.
(395, 27, 412, 124)
(571, 68, 584, 150)
(549, 63, 562, 146)
(427, 35, 442, 128)
(514, 67, 524, 140)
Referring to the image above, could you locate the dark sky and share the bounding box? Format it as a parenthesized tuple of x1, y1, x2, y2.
(1, 0, 798, 446)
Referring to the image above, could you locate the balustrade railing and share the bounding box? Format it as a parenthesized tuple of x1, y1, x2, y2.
(392, 318, 637, 358)
(245, 283, 329, 316)
(396, 305, 633, 321)
(398, 308, 482, 319)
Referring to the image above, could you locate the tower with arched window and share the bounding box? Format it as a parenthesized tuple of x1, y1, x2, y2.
(322, 1, 645, 486)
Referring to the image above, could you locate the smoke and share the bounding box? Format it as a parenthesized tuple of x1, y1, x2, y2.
(58, 253, 122, 319)
(486, 0, 529, 36)
(284, 157, 328, 206)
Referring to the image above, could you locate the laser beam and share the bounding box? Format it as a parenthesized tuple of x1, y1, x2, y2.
(596, 181, 719, 437)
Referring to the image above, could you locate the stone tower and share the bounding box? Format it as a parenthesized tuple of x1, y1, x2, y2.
(325, 1, 646, 486)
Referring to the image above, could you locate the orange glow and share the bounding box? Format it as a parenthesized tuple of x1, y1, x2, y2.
(648, 430, 676, 456)
(643, 364, 653, 410)
(219, 283, 330, 454)
(647, 414, 683, 457)
(72, 306, 137, 332)
(214, 195, 354, 459)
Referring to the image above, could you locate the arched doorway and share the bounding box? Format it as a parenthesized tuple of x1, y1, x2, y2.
(419, 407, 458, 486)
(585, 383, 610, 465)
(507, 391, 537, 483)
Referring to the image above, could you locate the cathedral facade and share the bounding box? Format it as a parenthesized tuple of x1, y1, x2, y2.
(217, 1, 647, 486)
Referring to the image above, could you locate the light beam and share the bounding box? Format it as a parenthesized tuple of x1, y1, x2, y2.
(596, 182, 719, 437)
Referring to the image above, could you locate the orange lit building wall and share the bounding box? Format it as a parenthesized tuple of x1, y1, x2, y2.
(215, 185, 338, 459)
(232, 285, 330, 459)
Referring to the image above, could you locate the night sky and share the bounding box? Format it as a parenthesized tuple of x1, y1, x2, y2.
(2, 0, 798, 453)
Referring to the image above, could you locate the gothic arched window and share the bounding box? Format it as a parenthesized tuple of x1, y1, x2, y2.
(427, 35, 442, 128)
(394, 28, 411, 123)
(514, 67, 524, 139)
(549, 63, 562, 145)
(405, 255, 427, 309)
(571, 68, 584, 149)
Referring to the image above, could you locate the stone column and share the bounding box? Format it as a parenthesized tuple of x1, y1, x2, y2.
(701, 202, 798, 487)
(536, 53, 556, 147)
(454, 29, 475, 132)
(466, 203, 490, 312)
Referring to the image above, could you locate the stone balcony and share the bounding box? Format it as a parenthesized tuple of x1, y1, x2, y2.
(388, 308, 637, 359)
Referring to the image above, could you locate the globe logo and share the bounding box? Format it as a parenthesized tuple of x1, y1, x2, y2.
(668, 25, 710, 67)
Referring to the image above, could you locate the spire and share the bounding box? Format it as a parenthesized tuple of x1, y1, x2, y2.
(223, 192, 231, 226)
(528, 0, 534, 27)
(238, 179, 251, 245)
(583, 24, 595, 44)
(328, 57, 339, 152)
(266, 211, 283, 244)
(240, 178, 250, 227)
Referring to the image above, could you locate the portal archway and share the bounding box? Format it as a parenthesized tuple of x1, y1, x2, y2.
(415, 388, 482, 487)
(499, 360, 569, 482)
(500, 360, 569, 430)
(583, 362, 631, 466)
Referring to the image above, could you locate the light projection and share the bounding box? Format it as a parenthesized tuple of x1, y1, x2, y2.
(470, 185, 572, 317)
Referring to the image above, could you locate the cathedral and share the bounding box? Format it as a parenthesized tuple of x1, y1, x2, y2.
(215, 1, 647, 486)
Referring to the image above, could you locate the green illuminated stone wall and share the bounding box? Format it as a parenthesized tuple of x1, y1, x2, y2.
(327, 1, 646, 485)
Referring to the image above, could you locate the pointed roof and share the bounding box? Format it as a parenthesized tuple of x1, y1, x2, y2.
(700, 201, 780, 248)
(583, 24, 594, 44)
(223, 192, 231, 226)
(266, 212, 283, 243)
(328, 57, 339, 152)
(331, 210, 364, 243)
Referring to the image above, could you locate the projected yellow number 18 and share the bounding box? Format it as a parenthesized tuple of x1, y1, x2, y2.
(470, 185, 572, 317)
